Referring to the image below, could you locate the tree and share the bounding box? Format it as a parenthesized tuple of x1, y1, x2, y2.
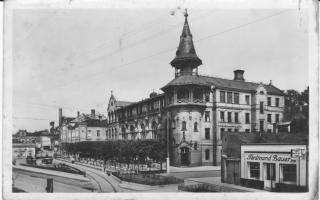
(301, 86, 309, 104)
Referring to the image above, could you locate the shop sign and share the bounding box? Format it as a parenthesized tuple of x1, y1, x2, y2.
(246, 153, 296, 163)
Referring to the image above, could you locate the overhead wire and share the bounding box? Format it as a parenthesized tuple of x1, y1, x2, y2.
(45, 10, 291, 90)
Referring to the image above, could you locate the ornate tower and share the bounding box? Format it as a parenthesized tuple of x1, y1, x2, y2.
(170, 11, 202, 77)
(162, 11, 212, 167)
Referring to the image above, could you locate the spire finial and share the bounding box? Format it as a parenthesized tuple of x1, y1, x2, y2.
(184, 8, 188, 18)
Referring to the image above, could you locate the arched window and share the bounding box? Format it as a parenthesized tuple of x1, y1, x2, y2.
(193, 88, 203, 101)
(205, 149, 210, 160)
(140, 123, 146, 139)
(152, 121, 158, 139)
(177, 88, 189, 102)
(121, 126, 126, 140)
(181, 121, 187, 131)
(193, 122, 198, 132)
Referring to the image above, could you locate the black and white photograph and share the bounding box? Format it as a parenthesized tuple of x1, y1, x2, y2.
(2, 0, 319, 199)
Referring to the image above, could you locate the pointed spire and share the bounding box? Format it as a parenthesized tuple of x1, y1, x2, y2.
(170, 10, 202, 69)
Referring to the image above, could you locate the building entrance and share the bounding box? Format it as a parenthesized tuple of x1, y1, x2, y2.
(263, 163, 276, 190)
(180, 147, 190, 166)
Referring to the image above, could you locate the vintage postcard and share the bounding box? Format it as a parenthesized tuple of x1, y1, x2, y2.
(2, 0, 319, 200)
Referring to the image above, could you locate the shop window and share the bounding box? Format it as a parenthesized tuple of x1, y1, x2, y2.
(249, 162, 260, 179)
(245, 95, 250, 105)
(276, 98, 280, 107)
(227, 92, 233, 103)
(181, 121, 187, 131)
(235, 112, 239, 123)
(220, 91, 225, 103)
(234, 93, 239, 104)
(220, 111, 225, 122)
(205, 111, 210, 122)
(267, 97, 272, 106)
(228, 112, 232, 122)
(193, 122, 198, 132)
(205, 149, 210, 160)
(281, 164, 296, 183)
(205, 128, 210, 139)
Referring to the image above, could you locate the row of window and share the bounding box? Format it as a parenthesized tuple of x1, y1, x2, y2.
(267, 114, 280, 123)
(249, 162, 296, 183)
(220, 128, 250, 133)
(220, 111, 250, 124)
(220, 91, 281, 108)
(267, 97, 280, 107)
(220, 91, 240, 104)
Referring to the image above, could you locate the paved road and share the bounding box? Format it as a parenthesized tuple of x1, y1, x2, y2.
(13, 172, 92, 193)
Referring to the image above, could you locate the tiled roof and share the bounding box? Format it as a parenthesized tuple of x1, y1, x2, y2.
(68, 112, 107, 128)
(162, 75, 284, 95)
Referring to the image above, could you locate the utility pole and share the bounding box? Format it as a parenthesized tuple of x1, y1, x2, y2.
(166, 111, 170, 174)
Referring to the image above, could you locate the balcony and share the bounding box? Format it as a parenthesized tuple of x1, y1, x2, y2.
(168, 97, 205, 107)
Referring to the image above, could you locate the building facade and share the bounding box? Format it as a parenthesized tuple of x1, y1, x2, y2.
(60, 109, 108, 144)
(106, 12, 285, 167)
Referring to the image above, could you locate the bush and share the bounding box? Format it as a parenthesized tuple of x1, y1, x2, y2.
(114, 173, 183, 186)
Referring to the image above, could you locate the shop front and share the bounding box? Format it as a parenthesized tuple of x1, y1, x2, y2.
(240, 144, 308, 192)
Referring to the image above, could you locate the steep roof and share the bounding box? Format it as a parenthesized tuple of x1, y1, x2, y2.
(162, 74, 284, 95)
(170, 11, 202, 68)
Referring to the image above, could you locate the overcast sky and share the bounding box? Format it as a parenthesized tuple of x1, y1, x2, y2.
(12, 8, 308, 132)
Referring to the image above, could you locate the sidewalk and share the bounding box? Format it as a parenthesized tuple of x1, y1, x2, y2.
(169, 166, 220, 173)
(185, 177, 265, 192)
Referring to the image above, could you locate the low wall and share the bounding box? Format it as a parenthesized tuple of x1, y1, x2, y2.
(178, 183, 246, 192)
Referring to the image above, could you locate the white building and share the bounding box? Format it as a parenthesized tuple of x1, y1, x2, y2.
(240, 143, 308, 191)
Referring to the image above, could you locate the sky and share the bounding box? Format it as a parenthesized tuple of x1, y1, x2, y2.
(11, 8, 308, 132)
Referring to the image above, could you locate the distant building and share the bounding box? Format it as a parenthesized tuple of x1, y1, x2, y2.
(105, 12, 285, 167)
(60, 109, 107, 144)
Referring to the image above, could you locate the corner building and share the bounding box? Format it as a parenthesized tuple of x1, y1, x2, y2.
(107, 12, 285, 166)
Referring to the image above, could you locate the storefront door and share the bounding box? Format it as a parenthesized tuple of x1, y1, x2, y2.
(264, 163, 276, 190)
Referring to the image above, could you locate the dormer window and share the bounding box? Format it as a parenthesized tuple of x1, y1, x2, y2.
(260, 91, 265, 94)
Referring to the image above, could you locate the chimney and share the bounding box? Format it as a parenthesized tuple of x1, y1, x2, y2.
(58, 108, 62, 127)
(233, 69, 245, 81)
(98, 115, 102, 121)
(91, 109, 95, 118)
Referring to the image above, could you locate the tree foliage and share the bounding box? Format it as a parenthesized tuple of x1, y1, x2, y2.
(61, 139, 166, 165)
